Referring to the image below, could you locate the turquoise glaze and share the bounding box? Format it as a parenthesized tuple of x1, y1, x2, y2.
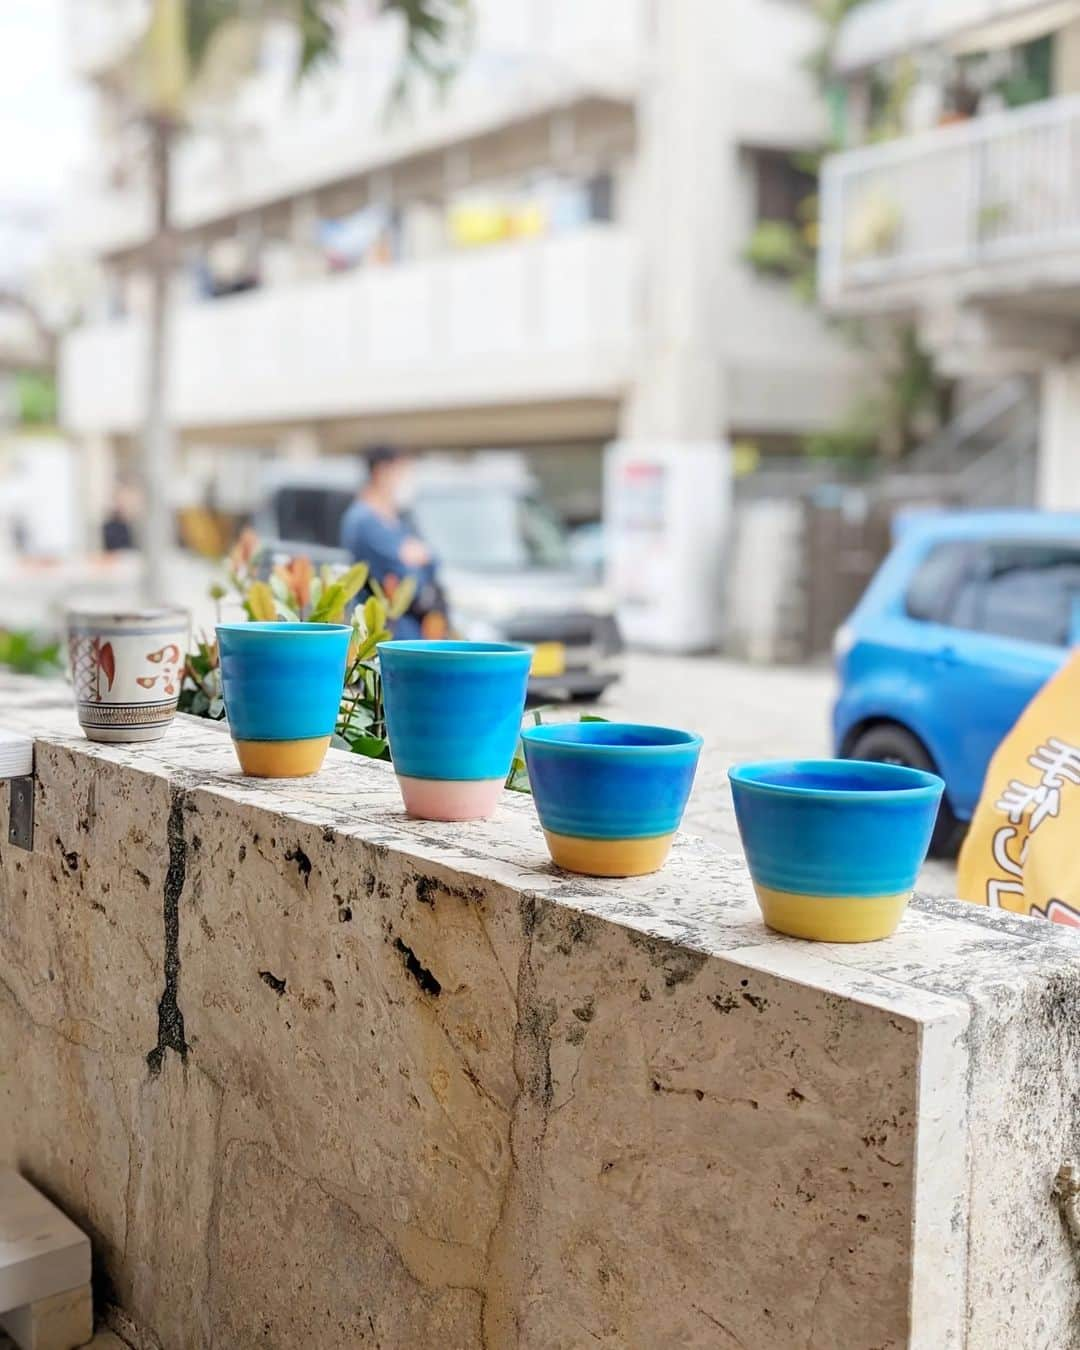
(728, 759, 944, 897)
(378, 641, 532, 782)
(521, 722, 702, 839)
(217, 623, 351, 742)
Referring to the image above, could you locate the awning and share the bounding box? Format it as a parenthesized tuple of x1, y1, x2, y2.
(833, 0, 1080, 74)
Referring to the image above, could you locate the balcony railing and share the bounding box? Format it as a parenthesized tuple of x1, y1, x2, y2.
(821, 94, 1080, 309)
(60, 228, 637, 435)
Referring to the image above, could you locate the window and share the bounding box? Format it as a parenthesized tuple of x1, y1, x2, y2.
(904, 542, 978, 624)
(753, 151, 815, 228)
(273, 487, 352, 547)
(964, 543, 1080, 648)
(410, 489, 570, 571)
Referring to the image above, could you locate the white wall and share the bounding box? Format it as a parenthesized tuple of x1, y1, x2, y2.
(61, 229, 637, 435)
(732, 0, 829, 146)
(1039, 359, 1080, 508)
(0, 435, 78, 558)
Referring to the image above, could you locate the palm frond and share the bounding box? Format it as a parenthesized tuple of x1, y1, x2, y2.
(382, 0, 473, 101)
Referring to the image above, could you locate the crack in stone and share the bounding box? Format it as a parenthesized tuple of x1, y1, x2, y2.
(104, 1304, 165, 1350)
(146, 787, 189, 1076)
(259, 970, 287, 996)
(393, 937, 442, 997)
(693, 1302, 750, 1348)
(479, 895, 556, 1349)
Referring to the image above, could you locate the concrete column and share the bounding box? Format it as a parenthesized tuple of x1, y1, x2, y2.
(76, 432, 116, 555)
(620, 0, 736, 443)
(1054, 18, 1080, 95)
(1039, 361, 1080, 509)
(611, 0, 735, 652)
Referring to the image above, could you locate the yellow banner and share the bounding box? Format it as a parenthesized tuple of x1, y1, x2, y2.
(958, 651, 1080, 927)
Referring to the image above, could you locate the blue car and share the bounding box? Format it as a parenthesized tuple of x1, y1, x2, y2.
(833, 511, 1080, 854)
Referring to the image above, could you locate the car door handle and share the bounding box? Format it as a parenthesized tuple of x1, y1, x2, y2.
(935, 646, 960, 667)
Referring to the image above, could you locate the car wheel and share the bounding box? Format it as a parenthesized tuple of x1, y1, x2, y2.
(847, 723, 965, 859)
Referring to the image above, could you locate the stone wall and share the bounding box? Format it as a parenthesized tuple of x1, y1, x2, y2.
(2, 676, 1080, 1348)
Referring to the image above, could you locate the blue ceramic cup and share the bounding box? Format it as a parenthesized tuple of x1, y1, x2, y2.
(728, 759, 945, 942)
(217, 622, 351, 777)
(378, 640, 532, 820)
(520, 722, 703, 876)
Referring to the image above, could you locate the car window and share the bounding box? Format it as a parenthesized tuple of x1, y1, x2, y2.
(274, 487, 352, 546)
(410, 489, 570, 570)
(904, 542, 979, 623)
(948, 541, 1080, 647)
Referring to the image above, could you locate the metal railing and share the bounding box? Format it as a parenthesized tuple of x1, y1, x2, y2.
(821, 94, 1080, 306)
(901, 376, 1032, 476)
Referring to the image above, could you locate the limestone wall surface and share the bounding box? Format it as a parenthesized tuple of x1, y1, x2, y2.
(2, 675, 1080, 1349)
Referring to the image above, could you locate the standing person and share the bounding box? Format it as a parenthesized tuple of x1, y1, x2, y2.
(102, 480, 138, 553)
(339, 446, 447, 638)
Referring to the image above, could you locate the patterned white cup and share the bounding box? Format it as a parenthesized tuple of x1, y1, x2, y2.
(66, 608, 190, 743)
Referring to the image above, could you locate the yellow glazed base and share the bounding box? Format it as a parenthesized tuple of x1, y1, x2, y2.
(755, 884, 911, 943)
(544, 830, 675, 878)
(233, 736, 331, 778)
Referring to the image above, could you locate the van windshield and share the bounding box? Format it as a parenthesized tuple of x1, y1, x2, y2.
(411, 488, 571, 571)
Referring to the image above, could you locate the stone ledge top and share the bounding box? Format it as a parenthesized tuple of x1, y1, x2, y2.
(3, 672, 1080, 1026)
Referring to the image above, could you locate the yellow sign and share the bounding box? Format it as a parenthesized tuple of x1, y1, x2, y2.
(958, 651, 1080, 927)
(530, 642, 566, 678)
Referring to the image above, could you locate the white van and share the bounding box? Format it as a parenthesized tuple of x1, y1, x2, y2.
(254, 454, 623, 700)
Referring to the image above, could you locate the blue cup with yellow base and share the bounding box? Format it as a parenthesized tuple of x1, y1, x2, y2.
(217, 622, 351, 777)
(521, 722, 702, 876)
(378, 640, 532, 820)
(728, 759, 944, 942)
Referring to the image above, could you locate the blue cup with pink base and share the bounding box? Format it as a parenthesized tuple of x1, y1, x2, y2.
(728, 759, 944, 942)
(378, 640, 532, 820)
(521, 722, 702, 876)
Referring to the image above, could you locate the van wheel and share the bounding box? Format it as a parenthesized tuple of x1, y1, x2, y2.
(847, 723, 965, 859)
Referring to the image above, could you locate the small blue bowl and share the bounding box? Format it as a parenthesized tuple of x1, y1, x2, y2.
(217, 622, 351, 776)
(378, 640, 532, 820)
(521, 722, 703, 876)
(728, 759, 944, 942)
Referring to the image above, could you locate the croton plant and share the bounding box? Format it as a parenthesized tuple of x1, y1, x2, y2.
(180, 531, 601, 782)
(180, 529, 416, 761)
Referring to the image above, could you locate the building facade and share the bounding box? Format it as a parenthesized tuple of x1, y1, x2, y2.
(820, 0, 1080, 508)
(59, 0, 867, 539)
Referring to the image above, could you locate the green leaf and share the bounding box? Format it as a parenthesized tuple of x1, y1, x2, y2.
(579, 714, 609, 723)
(309, 583, 346, 623)
(246, 581, 277, 621)
(351, 628, 390, 664)
(362, 595, 387, 637)
(0, 629, 62, 675)
(505, 753, 531, 793)
(387, 574, 417, 620)
(336, 561, 370, 606)
(339, 701, 375, 733)
(349, 733, 391, 761)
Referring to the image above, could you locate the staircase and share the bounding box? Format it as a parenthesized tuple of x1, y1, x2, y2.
(892, 377, 1039, 508)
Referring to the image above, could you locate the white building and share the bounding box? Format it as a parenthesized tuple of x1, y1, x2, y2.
(820, 0, 1080, 508)
(59, 0, 867, 543)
